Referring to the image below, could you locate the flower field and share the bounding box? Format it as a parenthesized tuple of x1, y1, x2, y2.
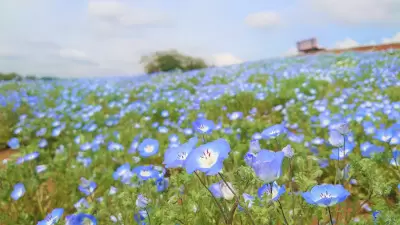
(0, 50, 399, 225)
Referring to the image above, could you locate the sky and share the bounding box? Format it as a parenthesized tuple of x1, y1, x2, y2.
(0, 0, 399, 78)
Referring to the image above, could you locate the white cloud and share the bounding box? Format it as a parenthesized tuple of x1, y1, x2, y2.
(335, 38, 360, 49)
(245, 11, 281, 29)
(382, 32, 400, 44)
(305, 0, 400, 24)
(59, 49, 87, 60)
(88, 0, 169, 26)
(210, 53, 243, 66)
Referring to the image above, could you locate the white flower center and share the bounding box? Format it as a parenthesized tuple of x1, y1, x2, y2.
(198, 148, 218, 168)
(140, 170, 151, 177)
(144, 145, 154, 153)
(198, 124, 209, 132)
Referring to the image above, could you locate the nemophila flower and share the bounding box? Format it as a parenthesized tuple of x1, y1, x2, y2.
(312, 137, 325, 145)
(113, 163, 132, 182)
(249, 139, 261, 153)
(80, 142, 92, 151)
(156, 177, 169, 192)
(7, 137, 19, 149)
(11, 183, 26, 200)
(244, 152, 256, 167)
(374, 127, 394, 142)
(363, 121, 376, 135)
(209, 181, 236, 200)
(261, 124, 287, 140)
(66, 213, 97, 225)
(372, 211, 380, 223)
(390, 132, 400, 145)
(52, 127, 63, 137)
(39, 138, 48, 148)
(192, 117, 215, 134)
(158, 126, 168, 133)
(228, 111, 243, 121)
(74, 198, 89, 210)
(136, 194, 150, 208)
(36, 128, 47, 137)
(239, 193, 255, 211)
(330, 142, 355, 160)
(334, 122, 350, 135)
(128, 135, 141, 154)
(133, 165, 159, 180)
(258, 181, 286, 202)
(161, 110, 169, 117)
(287, 132, 304, 143)
(138, 138, 159, 157)
(184, 138, 231, 175)
(108, 142, 124, 151)
(78, 178, 97, 196)
(390, 150, 400, 166)
(169, 134, 179, 144)
(282, 144, 294, 158)
(16, 152, 40, 165)
(251, 150, 285, 183)
(183, 128, 193, 136)
(302, 184, 350, 207)
(328, 130, 344, 147)
(37, 208, 64, 225)
(360, 142, 384, 158)
(109, 186, 118, 195)
(14, 127, 22, 135)
(134, 210, 147, 224)
(163, 136, 197, 168)
(36, 165, 47, 173)
(110, 214, 123, 223)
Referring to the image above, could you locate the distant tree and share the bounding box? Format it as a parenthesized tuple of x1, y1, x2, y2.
(140, 50, 208, 74)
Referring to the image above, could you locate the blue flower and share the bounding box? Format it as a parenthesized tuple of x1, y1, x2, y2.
(192, 118, 215, 134)
(133, 165, 159, 180)
(328, 130, 344, 147)
(261, 124, 287, 140)
(258, 181, 286, 202)
(78, 178, 97, 196)
(38, 139, 48, 148)
(209, 181, 236, 200)
(37, 208, 64, 225)
(113, 163, 131, 180)
(249, 139, 261, 153)
(11, 183, 26, 200)
(66, 213, 97, 225)
(360, 142, 384, 158)
(136, 194, 150, 208)
(138, 138, 159, 157)
(302, 184, 350, 207)
(228, 112, 243, 121)
(156, 177, 169, 192)
(330, 141, 355, 160)
(251, 150, 284, 183)
(163, 137, 197, 168)
(374, 127, 394, 142)
(239, 193, 255, 210)
(7, 137, 19, 149)
(184, 138, 231, 175)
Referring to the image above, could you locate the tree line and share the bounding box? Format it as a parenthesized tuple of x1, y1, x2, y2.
(0, 72, 58, 81)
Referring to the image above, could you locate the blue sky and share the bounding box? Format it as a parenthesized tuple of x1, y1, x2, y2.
(0, 0, 399, 77)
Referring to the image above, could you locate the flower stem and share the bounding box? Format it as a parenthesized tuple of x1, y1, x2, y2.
(218, 172, 256, 225)
(327, 207, 334, 225)
(194, 171, 228, 224)
(277, 200, 289, 225)
(145, 208, 151, 225)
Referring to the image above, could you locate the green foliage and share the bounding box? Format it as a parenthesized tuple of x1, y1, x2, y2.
(140, 50, 208, 74)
